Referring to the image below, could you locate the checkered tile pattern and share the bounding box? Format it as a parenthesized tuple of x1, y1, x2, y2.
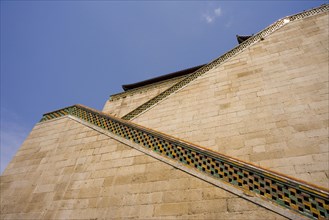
(40, 105, 329, 219)
(121, 5, 329, 120)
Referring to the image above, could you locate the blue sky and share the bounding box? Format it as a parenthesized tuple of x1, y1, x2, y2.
(1, 1, 327, 174)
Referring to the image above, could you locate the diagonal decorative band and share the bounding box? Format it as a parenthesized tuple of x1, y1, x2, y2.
(121, 4, 329, 120)
(40, 104, 329, 219)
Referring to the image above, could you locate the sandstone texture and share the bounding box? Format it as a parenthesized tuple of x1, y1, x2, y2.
(103, 75, 184, 117)
(1, 8, 328, 220)
(132, 12, 329, 188)
(0, 118, 286, 219)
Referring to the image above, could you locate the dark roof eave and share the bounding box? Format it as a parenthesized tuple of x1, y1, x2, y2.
(236, 35, 253, 44)
(122, 64, 206, 91)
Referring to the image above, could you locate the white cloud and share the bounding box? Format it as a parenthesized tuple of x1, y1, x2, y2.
(214, 7, 222, 16)
(204, 15, 214, 23)
(202, 6, 222, 24)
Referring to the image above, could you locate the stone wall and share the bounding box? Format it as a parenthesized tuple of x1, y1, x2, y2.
(132, 12, 329, 188)
(103, 76, 185, 117)
(0, 117, 286, 219)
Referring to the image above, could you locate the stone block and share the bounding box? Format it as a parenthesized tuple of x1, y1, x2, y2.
(187, 199, 227, 214)
(154, 203, 188, 216)
(227, 197, 260, 212)
(78, 187, 101, 198)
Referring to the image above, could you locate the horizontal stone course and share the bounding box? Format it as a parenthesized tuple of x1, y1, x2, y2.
(103, 76, 184, 117)
(1, 117, 288, 219)
(2, 6, 329, 220)
(132, 11, 329, 188)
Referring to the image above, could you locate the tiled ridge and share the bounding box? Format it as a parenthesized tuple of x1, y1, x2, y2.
(40, 104, 329, 219)
(109, 75, 187, 102)
(121, 4, 329, 120)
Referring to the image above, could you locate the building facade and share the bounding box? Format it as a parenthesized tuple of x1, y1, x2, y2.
(1, 5, 328, 219)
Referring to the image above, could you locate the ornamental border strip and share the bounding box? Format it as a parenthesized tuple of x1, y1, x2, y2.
(121, 4, 329, 120)
(109, 75, 187, 102)
(68, 114, 305, 220)
(40, 104, 329, 220)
